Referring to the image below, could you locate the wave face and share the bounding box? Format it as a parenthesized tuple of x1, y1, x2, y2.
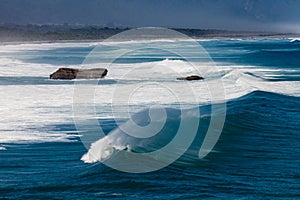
(0, 38, 300, 198)
(82, 90, 300, 166)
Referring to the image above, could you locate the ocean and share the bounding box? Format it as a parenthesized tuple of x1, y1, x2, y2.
(0, 37, 299, 199)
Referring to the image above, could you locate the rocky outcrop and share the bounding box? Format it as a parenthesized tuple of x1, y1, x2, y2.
(177, 75, 204, 81)
(50, 68, 108, 80)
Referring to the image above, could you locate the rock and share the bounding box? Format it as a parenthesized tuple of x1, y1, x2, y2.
(50, 68, 108, 80)
(50, 68, 78, 80)
(177, 75, 204, 81)
(76, 68, 108, 79)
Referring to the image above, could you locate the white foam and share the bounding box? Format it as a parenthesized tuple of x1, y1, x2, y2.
(1, 41, 300, 144)
(0, 146, 6, 150)
(0, 58, 62, 76)
(289, 38, 300, 42)
(0, 84, 77, 143)
(81, 136, 119, 163)
(0, 131, 77, 144)
(0, 42, 94, 51)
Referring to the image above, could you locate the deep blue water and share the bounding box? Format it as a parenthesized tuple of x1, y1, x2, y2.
(0, 38, 300, 199)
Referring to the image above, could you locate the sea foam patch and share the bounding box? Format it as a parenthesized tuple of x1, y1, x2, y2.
(1, 40, 300, 145)
(0, 146, 6, 150)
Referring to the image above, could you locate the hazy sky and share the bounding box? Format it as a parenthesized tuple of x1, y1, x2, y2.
(1, 0, 300, 33)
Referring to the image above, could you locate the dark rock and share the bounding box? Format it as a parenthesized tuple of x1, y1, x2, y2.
(177, 75, 204, 81)
(50, 68, 78, 80)
(50, 68, 108, 80)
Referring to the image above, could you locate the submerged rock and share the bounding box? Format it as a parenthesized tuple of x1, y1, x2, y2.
(50, 68, 108, 80)
(177, 75, 204, 81)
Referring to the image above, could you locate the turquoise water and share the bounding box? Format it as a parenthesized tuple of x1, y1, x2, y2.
(0, 38, 299, 199)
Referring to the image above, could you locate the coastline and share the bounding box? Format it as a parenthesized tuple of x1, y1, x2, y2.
(1, 35, 299, 46)
(1, 25, 299, 44)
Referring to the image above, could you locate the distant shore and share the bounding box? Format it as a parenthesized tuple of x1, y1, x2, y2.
(0, 24, 299, 43)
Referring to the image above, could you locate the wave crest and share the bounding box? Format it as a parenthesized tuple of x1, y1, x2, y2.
(81, 91, 300, 167)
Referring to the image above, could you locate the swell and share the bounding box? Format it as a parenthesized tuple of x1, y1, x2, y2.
(82, 90, 300, 166)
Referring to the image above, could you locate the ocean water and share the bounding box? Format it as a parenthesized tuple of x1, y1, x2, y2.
(0, 38, 299, 199)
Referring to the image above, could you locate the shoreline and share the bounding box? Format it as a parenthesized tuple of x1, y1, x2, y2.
(1, 25, 299, 45)
(1, 34, 299, 46)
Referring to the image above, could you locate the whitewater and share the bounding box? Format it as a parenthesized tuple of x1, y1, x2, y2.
(0, 39, 299, 145)
(0, 37, 299, 198)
